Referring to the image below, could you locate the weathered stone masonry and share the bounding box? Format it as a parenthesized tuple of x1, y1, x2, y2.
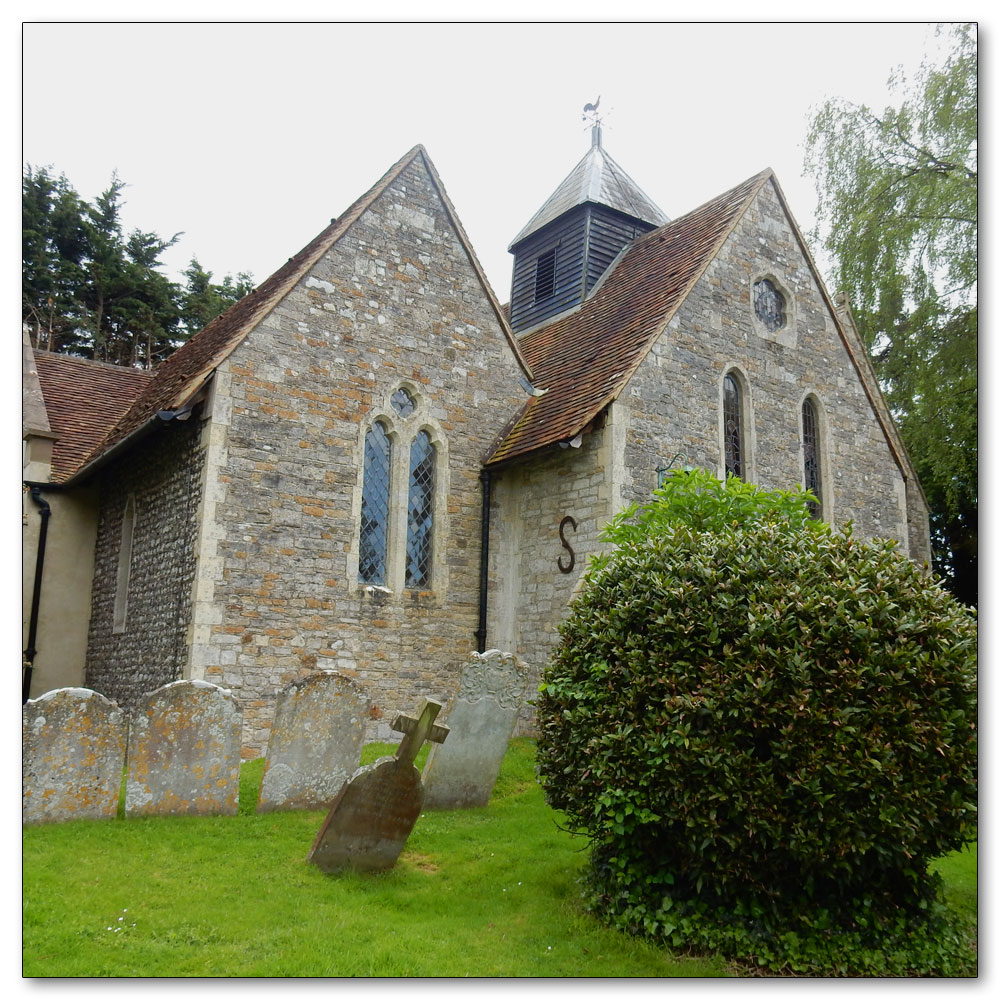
(486, 180, 919, 718)
(620, 180, 910, 547)
(489, 422, 618, 733)
(43, 148, 928, 763)
(86, 417, 204, 707)
(187, 157, 526, 755)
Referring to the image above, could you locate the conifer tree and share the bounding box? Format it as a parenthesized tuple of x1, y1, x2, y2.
(23, 167, 253, 368)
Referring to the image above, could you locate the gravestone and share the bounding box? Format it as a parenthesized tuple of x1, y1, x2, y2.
(258, 671, 370, 813)
(22, 688, 127, 824)
(307, 697, 449, 873)
(125, 679, 242, 817)
(422, 649, 529, 809)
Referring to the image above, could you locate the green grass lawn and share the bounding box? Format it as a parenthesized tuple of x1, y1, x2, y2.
(22, 739, 976, 978)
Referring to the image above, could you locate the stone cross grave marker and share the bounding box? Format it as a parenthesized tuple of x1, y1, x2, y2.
(125, 679, 242, 818)
(23, 688, 127, 825)
(258, 671, 370, 813)
(307, 697, 449, 873)
(422, 649, 529, 810)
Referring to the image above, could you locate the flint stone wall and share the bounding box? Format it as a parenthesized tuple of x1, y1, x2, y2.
(22, 687, 127, 824)
(86, 418, 204, 707)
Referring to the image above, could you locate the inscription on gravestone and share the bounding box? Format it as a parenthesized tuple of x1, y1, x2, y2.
(23, 688, 127, 825)
(307, 697, 449, 873)
(125, 679, 242, 817)
(258, 672, 370, 813)
(422, 649, 529, 810)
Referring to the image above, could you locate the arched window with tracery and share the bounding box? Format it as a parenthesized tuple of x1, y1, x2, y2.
(802, 397, 823, 518)
(359, 420, 392, 584)
(723, 373, 744, 479)
(406, 430, 435, 588)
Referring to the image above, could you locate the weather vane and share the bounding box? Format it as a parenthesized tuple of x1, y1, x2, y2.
(581, 96, 611, 144)
(581, 95, 602, 126)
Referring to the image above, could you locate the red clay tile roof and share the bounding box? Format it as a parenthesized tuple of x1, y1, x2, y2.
(485, 170, 772, 466)
(71, 146, 531, 482)
(32, 351, 155, 483)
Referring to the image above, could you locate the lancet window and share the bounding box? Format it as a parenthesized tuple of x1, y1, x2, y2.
(113, 495, 136, 633)
(359, 420, 392, 585)
(723, 373, 744, 480)
(802, 397, 823, 518)
(405, 431, 436, 588)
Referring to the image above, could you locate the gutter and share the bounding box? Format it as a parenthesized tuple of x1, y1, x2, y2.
(64, 392, 203, 487)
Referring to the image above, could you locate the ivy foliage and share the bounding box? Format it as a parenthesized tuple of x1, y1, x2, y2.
(536, 471, 977, 975)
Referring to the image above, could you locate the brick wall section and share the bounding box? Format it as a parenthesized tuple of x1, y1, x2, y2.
(86, 418, 204, 706)
(189, 157, 526, 755)
(619, 179, 910, 546)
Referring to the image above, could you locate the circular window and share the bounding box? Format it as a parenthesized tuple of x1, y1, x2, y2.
(390, 387, 416, 417)
(753, 278, 786, 333)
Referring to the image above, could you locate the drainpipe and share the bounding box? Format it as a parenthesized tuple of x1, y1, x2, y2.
(475, 469, 491, 653)
(23, 486, 51, 703)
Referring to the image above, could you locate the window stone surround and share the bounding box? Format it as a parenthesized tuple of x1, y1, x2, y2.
(349, 383, 450, 604)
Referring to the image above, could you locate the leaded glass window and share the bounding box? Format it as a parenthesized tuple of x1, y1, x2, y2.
(359, 420, 391, 584)
(405, 431, 435, 588)
(753, 278, 786, 332)
(802, 398, 822, 518)
(723, 374, 743, 479)
(390, 387, 416, 417)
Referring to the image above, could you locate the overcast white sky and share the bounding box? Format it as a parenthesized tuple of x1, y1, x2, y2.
(21, 15, 968, 303)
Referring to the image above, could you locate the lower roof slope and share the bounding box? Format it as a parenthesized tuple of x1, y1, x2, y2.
(31, 351, 155, 483)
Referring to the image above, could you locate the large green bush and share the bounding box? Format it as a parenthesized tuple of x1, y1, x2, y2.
(536, 472, 977, 975)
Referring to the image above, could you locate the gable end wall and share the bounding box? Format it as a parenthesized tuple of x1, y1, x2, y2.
(188, 156, 526, 755)
(618, 179, 909, 547)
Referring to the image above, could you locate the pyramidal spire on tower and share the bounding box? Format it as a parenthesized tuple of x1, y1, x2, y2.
(506, 106, 669, 335)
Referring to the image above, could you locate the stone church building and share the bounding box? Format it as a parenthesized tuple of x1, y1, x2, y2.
(23, 128, 930, 755)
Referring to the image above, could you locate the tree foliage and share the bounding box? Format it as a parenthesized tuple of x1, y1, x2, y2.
(804, 23, 977, 604)
(180, 258, 255, 335)
(536, 471, 978, 975)
(22, 166, 254, 368)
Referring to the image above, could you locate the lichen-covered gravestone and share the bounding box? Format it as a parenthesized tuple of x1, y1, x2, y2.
(422, 649, 529, 810)
(23, 688, 127, 824)
(125, 679, 242, 817)
(257, 671, 370, 813)
(307, 697, 449, 873)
